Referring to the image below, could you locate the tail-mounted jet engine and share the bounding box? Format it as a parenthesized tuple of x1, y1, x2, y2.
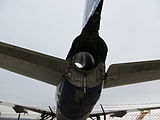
(65, 33, 108, 88)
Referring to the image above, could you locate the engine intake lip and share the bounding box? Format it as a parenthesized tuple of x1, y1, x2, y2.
(72, 52, 97, 71)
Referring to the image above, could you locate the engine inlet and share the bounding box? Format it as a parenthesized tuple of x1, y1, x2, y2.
(72, 52, 96, 70)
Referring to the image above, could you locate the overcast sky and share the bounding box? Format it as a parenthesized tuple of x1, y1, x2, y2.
(0, 0, 160, 109)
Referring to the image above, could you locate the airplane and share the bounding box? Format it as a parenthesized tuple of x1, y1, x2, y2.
(1, 101, 160, 120)
(0, 0, 160, 120)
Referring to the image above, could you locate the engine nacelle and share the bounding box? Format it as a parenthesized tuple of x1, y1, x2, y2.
(65, 32, 107, 88)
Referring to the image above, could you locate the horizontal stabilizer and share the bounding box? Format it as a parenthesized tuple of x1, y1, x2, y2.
(104, 60, 160, 88)
(0, 42, 68, 86)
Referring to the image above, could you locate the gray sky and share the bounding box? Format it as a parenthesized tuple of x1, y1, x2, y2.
(0, 0, 160, 108)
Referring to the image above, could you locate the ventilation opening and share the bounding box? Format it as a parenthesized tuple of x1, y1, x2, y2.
(72, 52, 96, 70)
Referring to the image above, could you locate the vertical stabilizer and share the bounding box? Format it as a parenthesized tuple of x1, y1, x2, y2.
(82, 0, 104, 33)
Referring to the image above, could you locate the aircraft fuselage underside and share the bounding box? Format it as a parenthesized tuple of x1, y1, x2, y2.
(56, 78, 102, 120)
